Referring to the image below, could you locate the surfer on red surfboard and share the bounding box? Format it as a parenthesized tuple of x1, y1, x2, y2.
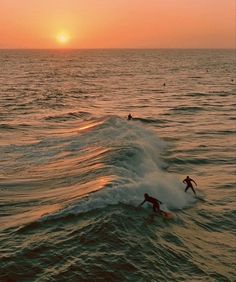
(138, 193, 168, 217)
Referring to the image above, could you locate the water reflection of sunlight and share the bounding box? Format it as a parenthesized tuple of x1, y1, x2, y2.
(1, 175, 114, 230)
(78, 120, 104, 132)
(0, 204, 61, 230)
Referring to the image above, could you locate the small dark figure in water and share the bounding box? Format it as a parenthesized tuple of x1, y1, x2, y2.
(163, 83, 166, 86)
(183, 176, 197, 195)
(139, 193, 163, 213)
(127, 113, 133, 120)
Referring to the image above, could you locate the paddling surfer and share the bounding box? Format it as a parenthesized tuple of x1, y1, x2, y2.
(183, 176, 197, 196)
(127, 113, 133, 120)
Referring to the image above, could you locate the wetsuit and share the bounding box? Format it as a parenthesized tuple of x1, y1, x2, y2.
(183, 177, 196, 195)
(141, 196, 162, 213)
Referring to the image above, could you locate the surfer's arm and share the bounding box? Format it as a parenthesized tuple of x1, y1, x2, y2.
(191, 179, 197, 186)
(139, 199, 146, 206)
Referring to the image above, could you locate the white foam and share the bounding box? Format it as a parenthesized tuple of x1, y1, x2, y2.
(43, 117, 196, 220)
(65, 173, 194, 216)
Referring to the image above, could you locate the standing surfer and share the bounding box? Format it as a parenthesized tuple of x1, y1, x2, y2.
(183, 176, 197, 196)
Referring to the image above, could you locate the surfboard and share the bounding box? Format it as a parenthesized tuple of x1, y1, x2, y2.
(162, 211, 174, 219)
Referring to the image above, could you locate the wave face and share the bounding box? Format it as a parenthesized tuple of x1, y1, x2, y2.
(0, 49, 235, 281)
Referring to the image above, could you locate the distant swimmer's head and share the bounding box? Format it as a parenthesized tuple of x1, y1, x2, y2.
(144, 193, 149, 199)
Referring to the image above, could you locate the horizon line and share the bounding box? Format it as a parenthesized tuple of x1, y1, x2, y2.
(0, 47, 235, 51)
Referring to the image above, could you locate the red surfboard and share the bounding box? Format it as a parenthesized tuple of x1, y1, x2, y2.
(162, 211, 174, 219)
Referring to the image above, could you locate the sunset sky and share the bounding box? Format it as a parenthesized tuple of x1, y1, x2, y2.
(0, 0, 235, 49)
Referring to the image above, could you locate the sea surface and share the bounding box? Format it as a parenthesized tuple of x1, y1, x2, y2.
(0, 49, 235, 281)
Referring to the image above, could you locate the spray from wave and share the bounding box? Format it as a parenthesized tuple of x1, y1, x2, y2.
(41, 116, 196, 222)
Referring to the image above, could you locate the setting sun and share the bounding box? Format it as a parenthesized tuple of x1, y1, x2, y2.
(56, 32, 70, 45)
(0, 0, 235, 49)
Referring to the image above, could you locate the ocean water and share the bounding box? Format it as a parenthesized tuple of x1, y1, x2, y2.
(0, 49, 235, 282)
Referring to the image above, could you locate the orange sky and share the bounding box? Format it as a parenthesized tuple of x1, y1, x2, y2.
(0, 0, 235, 49)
